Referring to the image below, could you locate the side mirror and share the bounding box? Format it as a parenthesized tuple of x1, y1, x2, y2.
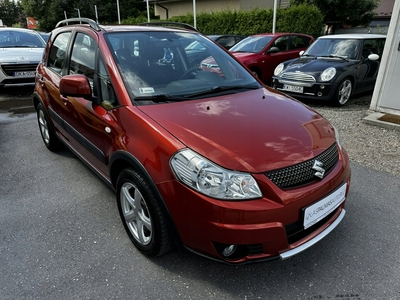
(299, 50, 305, 56)
(60, 74, 92, 99)
(267, 46, 280, 54)
(368, 53, 379, 61)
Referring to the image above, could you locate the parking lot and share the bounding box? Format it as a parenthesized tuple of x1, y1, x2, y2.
(1, 88, 400, 299)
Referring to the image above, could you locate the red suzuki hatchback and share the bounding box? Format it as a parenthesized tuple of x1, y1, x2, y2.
(33, 18, 351, 264)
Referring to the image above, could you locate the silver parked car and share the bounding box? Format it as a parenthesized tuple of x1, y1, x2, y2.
(0, 28, 46, 89)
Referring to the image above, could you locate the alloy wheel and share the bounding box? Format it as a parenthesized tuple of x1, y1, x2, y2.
(337, 79, 352, 105)
(120, 182, 153, 246)
(38, 109, 50, 145)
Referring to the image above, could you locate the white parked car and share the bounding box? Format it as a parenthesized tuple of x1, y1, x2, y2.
(0, 28, 46, 89)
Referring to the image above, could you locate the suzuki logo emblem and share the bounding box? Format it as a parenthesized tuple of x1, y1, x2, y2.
(312, 160, 325, 179)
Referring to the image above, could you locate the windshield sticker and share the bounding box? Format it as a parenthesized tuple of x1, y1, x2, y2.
(139, 87, 155, 94)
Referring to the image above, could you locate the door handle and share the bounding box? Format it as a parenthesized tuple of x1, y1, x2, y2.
(60, 95, 70, 105)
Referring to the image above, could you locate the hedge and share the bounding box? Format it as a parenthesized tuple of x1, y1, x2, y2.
(122, 4, 324, 37)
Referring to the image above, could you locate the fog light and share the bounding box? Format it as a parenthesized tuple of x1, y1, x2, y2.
(222, 244, 237, 257)
(320, 85, 325, 89)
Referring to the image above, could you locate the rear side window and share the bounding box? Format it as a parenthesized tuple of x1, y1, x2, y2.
(47, 32, 71, 75)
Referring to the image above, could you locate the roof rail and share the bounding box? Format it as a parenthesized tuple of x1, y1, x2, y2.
(138, 22, 198, 32)
(55, 18, 101, 31)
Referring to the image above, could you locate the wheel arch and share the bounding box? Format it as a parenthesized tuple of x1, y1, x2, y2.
(32, 91, 44, 110)
(335, 73, 356, 91)
(109, 150, 183, 248)
(248, 65, 262, 79)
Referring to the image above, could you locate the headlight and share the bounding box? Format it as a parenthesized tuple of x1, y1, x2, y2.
(320, 67, 336, 82)
(170, 149, 262, 200)
(274, 63, 284, 76)
(333, 125, 342, 150)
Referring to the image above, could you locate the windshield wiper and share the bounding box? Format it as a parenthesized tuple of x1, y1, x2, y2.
(184, 85, 260, 99)
(319, 55, 348, 61)
(134, 94, 185, 103)
(301, 53, 316, 59)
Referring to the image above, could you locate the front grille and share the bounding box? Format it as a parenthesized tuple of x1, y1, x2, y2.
(1, 63, 38, 76)
(280, 72, 316, 86)
(265, 143, 339, 189)
(247, 244, 263, 255)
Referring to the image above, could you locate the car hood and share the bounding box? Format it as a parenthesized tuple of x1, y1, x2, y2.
(283, 57, 350, 73)
(0, 48, 44, 63)
(138, 88, 336, 173)
(231, 52, 257, 61)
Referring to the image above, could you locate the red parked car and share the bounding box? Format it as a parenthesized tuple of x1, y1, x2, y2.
(229, 33, 314, 83)
(33, 18, 350, 264)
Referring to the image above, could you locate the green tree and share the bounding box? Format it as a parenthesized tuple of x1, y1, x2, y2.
(0, 0, 25, 27)
(20, 0, 148, 31)
(290, 0, 379, 27)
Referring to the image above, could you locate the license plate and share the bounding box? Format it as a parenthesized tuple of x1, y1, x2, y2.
(14, 71, 36, 77)
(283, 84, 303, 93)
(303, 183, 347, 229)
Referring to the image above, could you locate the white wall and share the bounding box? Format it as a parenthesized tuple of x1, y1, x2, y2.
(369, 0, 400, 114)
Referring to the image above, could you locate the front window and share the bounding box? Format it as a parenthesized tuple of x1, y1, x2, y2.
(105, 31, 259, 104)
(47, 32, 71, 75)
(305, 38, 361, 60)
(230, 36, 273, 53)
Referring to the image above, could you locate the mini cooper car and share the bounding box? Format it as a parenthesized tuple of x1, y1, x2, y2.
(271, 34, 386, 106)
(229, 33, 314, 83)
(0, 27, 46, 89)
(33, 18, 351, 264)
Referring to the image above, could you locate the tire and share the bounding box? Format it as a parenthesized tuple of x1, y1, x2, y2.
(250, 68, 261, 79)
(116, 168, 172, 257)
(36, 103, 63, 151)
(332, 78, 352, 106)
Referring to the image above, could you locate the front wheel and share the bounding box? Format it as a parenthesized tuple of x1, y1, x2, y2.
(250, 68, 261, 79)
(116, 168, 173, 257)
(332, 78, 352, 106)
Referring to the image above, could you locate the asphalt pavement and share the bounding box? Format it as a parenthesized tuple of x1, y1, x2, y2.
(0, 91, 400, 299)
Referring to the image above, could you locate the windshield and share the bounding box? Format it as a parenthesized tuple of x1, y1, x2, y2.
(105, 31, 260, 104)
(229, 36, 273, 53)
(304, 38, 361, 60)
(0, 30, 46, 48)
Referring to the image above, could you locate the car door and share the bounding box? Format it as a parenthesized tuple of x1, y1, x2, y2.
(357, 38, 383, 91)
(60, 32, 121, 177)
(38, 31, 72, 137)
(262, 35, 306, 82)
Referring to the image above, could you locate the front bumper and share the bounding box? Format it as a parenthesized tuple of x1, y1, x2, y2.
(0, 63, 38, 87)
(157, 148, 351, 264)
(271, 77, 337, 101)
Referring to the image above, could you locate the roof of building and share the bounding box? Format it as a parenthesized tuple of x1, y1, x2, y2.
(375, 0, 395, 18)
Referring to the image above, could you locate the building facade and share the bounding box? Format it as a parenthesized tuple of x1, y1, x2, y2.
(148, 0, 290, 20)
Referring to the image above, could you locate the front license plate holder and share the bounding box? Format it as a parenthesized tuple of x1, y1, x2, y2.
(14, 71, 36, 77)
(303, 183, 347, 229)
(283, 84, 303, 93)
